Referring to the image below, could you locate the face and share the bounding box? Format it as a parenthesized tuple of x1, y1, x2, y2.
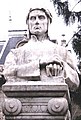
(28, 10, 48, 35)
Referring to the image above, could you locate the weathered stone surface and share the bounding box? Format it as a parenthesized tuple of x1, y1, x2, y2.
(48, 98, 68, 115)
(2, 79, 71, 120)
(2, 7, 79, 120)
(3, 98, 22, 116)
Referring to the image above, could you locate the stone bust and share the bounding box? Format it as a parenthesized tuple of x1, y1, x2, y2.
(3, 8, 79, 91)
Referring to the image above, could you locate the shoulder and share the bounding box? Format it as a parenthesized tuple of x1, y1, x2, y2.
(15, 38, 29, 48)
(49, 40, 67, 50)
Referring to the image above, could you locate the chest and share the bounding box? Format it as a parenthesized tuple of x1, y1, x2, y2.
(16, 42, 66, 64)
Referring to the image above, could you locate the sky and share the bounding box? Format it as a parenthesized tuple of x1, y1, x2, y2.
(0, 0, 81, 45)
(0, 0, 8, 40)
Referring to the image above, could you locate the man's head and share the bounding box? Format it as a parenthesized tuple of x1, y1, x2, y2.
(26, 8, 52, 36)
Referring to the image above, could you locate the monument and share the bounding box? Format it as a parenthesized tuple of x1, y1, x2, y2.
(2, 8, 79, 120)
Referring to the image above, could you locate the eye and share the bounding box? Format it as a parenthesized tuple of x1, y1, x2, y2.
(30, 16, 36, 21)
(38, 15, 45, 20)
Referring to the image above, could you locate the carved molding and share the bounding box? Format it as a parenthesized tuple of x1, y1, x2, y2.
(3, 98, 22, 115)
(48, 98, 68, 115)
(22, 105, 47, 113)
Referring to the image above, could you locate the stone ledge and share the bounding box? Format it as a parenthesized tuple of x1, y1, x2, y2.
(2, 81, 69, 98)
(5, 115, 68, 120)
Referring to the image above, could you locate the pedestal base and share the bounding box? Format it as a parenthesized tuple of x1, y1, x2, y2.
(2, 79, 71, 120)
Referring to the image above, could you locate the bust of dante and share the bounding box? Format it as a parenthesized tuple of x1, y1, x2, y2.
(3, 8, 79, 91)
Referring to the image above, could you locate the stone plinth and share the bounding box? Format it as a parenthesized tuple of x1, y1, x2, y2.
(0, 87, 5, 120)
(2, 77, 71, 120)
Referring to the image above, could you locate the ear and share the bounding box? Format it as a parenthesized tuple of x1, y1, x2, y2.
(26, 18, 28, 25)
(26, 24, 30, 39)
(47, 18, 50, 27)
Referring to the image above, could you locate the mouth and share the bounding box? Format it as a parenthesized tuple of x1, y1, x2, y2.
(35, 28, 39, 30)
(34, 26, 41, 30)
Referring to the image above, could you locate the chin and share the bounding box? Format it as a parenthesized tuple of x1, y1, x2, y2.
(34, 31, 42, 35)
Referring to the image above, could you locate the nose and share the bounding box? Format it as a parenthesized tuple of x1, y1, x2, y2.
(35, 17, 39, 25)
(35, 21, 39, 25)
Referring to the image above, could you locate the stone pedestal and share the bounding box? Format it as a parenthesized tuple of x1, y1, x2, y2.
(0, 87, 5, 120)
(2, 77, 71, 120)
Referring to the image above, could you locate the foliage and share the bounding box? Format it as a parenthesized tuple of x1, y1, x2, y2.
(72, 28, 81, 59)
(76, 116, 81, 120)
(51, 0, 81, 60)
(51, 0, 81, 25)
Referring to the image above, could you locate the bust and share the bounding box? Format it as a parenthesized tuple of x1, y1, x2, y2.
(3, 8, 79, 91)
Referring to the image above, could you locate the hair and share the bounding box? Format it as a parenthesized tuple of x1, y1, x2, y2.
(26, 8, 52, 24)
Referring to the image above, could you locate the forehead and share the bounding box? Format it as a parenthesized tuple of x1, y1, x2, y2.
(29, 10, 47, 17)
